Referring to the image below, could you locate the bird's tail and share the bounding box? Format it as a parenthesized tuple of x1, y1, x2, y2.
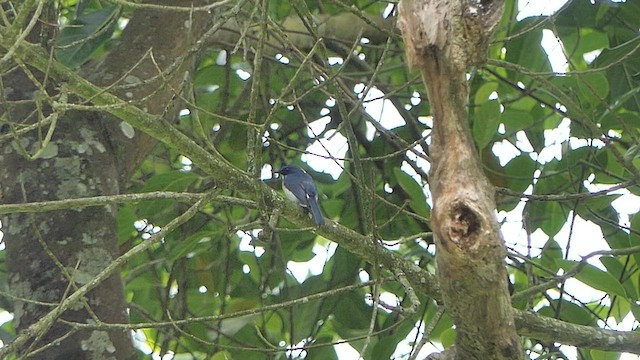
(308, 198, 325, 226)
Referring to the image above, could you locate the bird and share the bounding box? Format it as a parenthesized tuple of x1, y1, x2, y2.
(274, 165, 325, 226)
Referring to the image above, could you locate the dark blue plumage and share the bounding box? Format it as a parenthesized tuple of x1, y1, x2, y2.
(275, 165, 325, 226)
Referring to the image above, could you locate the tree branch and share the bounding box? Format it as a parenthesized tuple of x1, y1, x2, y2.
(0, 192, 256, 214)
(4, 8, 640, 356)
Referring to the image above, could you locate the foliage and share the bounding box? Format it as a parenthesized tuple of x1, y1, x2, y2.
(1, 0, 640, 359)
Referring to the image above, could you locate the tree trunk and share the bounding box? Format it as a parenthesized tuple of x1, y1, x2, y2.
(398, 1, 522, 358)
(0, 1, 209, 358)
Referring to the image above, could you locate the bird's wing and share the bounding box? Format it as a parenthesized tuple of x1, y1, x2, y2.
(299, 177, 318, 198)
(284, 176, 309, 205)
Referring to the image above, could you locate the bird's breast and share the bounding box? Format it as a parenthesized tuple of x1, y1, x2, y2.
(283, 186, 303, 205)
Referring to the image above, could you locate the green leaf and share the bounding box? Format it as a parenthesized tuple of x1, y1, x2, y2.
(440, 328, 456, 348)
(371, 336, 399, 360)
(393, 168, 430, 218)
(558, 28, 608, 64)
(167, 231, 212, 262)
(504, 154, 536, 192)
(428, 311, 454, 341)
(334, 292, 371, 332)
(590, 349, 621, 360)
(604, 297, 631, 324)
(474, 82, 499, 105)
(592, 148, 625, 184)
(539, 299, 595, 326)
(135, 171, 199, 217)
(630, 303, 640, 324)
(576, 72, 610, 110)
(306, 337, 338, 360)
(56, 6, 119, 68)
(557, 259, 628, 298)
(211, 351, 233, 360)
(594, 36, 640, 112)
(173, 352, 208, 360)
(278, 230, 316, 262)
(324, 246, 362, 283)
(504, 19, 551, 74)
(500, 108, 534, 134)
(140, 171, 200, 192)
(535, 239, 563, 276)
(524, 201, 567, 238)
(116, 205, 138, 244)
(599, 256, 638, 302)
(473, 99, 501, 149)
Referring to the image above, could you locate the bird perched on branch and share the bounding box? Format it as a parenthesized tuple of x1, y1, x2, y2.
(274, 165, 325, 226)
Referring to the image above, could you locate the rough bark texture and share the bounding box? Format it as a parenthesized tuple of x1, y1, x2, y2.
(397, 1, 522, 359)
(0, 0, 209, 358)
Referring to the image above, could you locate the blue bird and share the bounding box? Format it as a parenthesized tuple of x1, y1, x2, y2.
(275, 165, 325, 226)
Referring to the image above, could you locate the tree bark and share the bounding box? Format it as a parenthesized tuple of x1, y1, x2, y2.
(0, 0, 209, 358)
(397, 1, 522, 358)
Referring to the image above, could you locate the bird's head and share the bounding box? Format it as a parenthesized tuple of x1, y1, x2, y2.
(274, 165, 306, 176)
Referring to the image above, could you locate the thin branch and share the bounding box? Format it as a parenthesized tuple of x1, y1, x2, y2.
(62, 280, 383, 331)
(105, 0, 233, 12)
(496, 179, 637, 202)
(0, 192, 257, 214)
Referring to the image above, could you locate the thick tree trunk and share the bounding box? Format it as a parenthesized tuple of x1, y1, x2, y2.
(398, 1, 522, 358)
(2, 112, 135, 360)
(0, 1, 209, 358)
